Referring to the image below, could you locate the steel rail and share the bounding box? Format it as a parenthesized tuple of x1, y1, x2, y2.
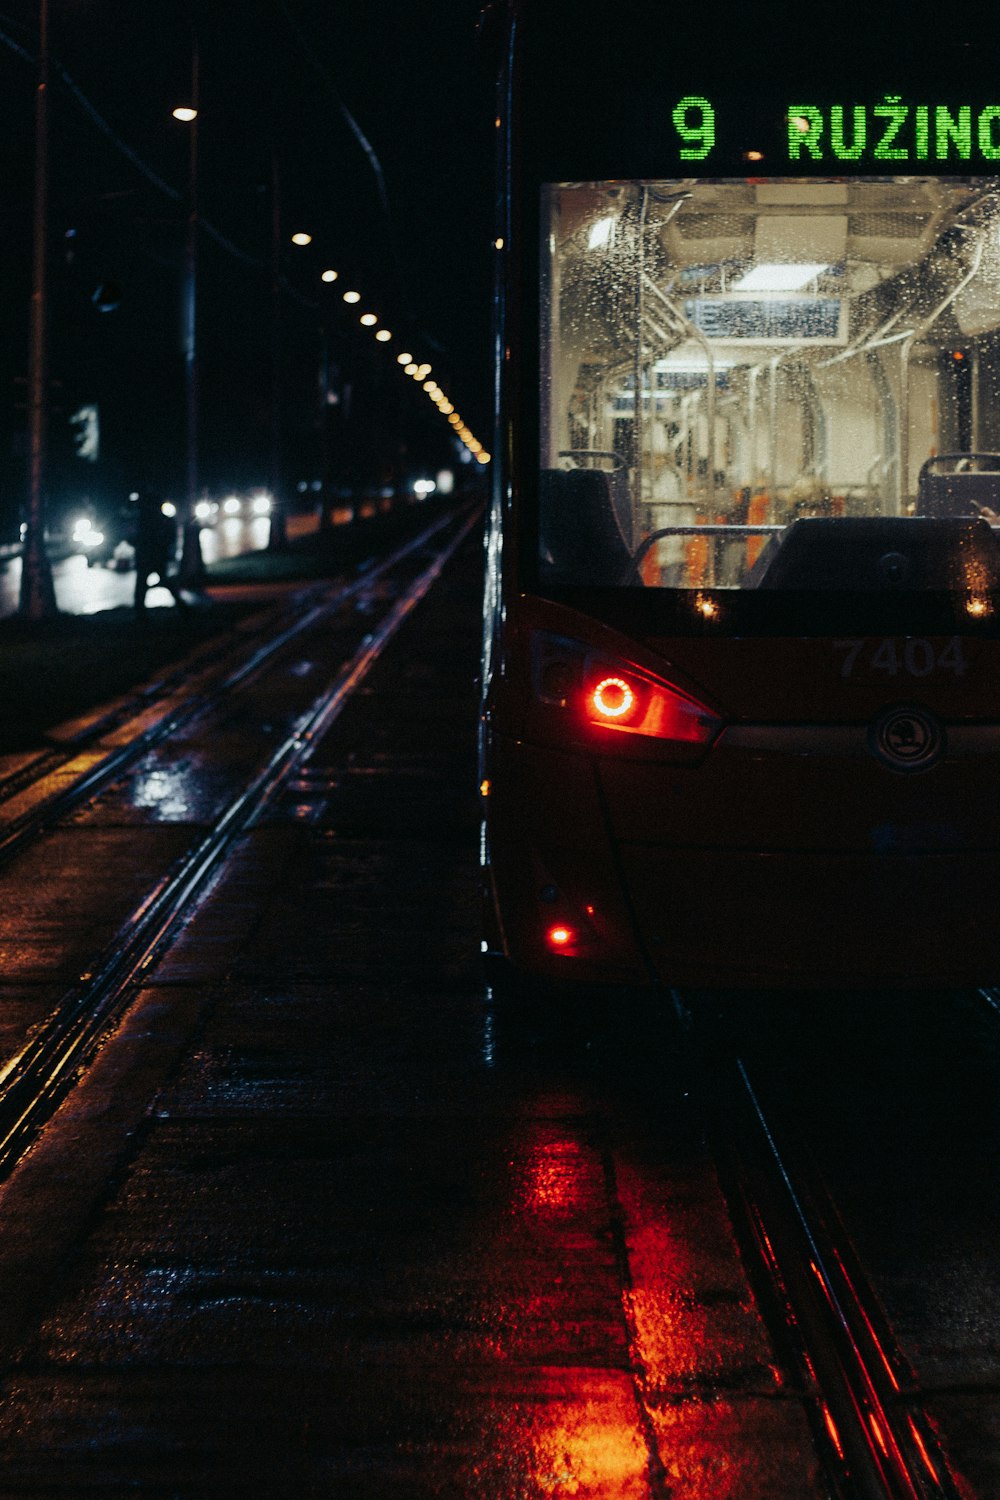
(0, 505, 465, 868)
(976, 987, 1000, 1018)
(733, 1057, 960, 1500)
(0, 507, 480, 1182)
(673, 992, 963, 1500)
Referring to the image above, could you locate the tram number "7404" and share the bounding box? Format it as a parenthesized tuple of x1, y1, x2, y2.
(834, 637, 968, 678)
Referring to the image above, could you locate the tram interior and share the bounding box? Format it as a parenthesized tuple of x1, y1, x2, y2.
(540, 177, 1000, 592)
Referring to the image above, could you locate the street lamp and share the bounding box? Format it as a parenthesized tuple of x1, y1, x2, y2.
(268, 150, 288, 551)
(173, 51, 204, 584)
(19, 0, 57, 617)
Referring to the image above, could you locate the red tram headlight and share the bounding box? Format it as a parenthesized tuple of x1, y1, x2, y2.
(532, 631, 721, 751)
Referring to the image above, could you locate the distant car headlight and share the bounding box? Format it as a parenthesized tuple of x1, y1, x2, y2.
(251, 494, 271, 516)
(71, 516, 104, 547)
(194, 500, 212, 522)
(223, 496, 242, 515)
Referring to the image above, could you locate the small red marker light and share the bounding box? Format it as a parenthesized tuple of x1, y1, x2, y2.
(547, 925, 574, 948)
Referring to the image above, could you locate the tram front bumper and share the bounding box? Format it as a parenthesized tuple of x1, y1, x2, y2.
(487, 735, 1000, 988)
(618, 844, 1000, 987)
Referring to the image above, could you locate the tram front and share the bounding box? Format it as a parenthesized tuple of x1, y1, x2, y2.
(482, 1, 1000, 987)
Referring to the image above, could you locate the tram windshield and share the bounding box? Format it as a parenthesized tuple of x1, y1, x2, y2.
(539, 176, 1000, 599)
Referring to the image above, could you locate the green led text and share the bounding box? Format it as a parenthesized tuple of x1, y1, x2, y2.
(672, 96, 716, 160)
(787, 97, 1000, 163)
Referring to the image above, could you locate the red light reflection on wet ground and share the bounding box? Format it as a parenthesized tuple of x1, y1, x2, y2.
(500, 1389, 651, 1497)
(517, 1131, 595, 1218)
(471, 1117, 821, 1497)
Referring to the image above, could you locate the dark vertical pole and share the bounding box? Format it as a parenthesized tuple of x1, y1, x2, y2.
(19, 0, 57, 618)
(318, 325, 332, 533)
(268, 148, 287, 551)
(179, 37, 204, 581)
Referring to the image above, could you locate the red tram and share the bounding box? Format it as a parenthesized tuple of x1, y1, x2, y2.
(480, 0, 1000, 987)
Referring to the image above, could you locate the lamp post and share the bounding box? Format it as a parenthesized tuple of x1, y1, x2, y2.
(268, 149, 288, 552)
(19, 0, 57, 618)
(174, 47, 204, 583)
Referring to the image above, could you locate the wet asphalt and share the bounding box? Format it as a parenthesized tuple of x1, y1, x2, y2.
(0, 531, 998, 1495)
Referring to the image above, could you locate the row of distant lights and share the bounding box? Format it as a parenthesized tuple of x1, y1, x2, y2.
(289, 234, 490, 466)
(169, 105, 488, 466)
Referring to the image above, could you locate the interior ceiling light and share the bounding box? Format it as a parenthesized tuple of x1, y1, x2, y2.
(733, 263, 829, 292)
(291, 232, 313, 246)
(321, 269, 338, 283)
(587, 216, 614, 250)
(343, 290, 361, 304)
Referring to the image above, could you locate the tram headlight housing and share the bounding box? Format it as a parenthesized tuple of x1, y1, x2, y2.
(531, 631, 721, 753)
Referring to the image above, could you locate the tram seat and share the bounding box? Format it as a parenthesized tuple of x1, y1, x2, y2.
(539, 468, 635, 584)
(917, 454, 1000, 517)
(752, 516, 1000, 590)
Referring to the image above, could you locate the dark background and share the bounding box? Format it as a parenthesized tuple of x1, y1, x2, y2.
(0, 0, 494, 535)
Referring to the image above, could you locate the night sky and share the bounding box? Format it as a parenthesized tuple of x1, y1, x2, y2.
(0, 0, 494, 529)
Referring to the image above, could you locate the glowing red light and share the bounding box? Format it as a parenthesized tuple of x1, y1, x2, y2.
(591, 676, 634, 719)
(547, 925, 574, 948)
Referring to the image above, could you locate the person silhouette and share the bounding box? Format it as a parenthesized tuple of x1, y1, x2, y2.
(133, 492, 185, 612)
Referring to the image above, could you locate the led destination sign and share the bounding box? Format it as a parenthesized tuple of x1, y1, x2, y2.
(670, 94, 1000, 165)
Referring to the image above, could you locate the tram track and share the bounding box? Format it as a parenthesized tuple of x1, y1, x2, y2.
(0, 506, 479, 1187)
(0, 506, 464, 870)
(673, 992, 966, 1500)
